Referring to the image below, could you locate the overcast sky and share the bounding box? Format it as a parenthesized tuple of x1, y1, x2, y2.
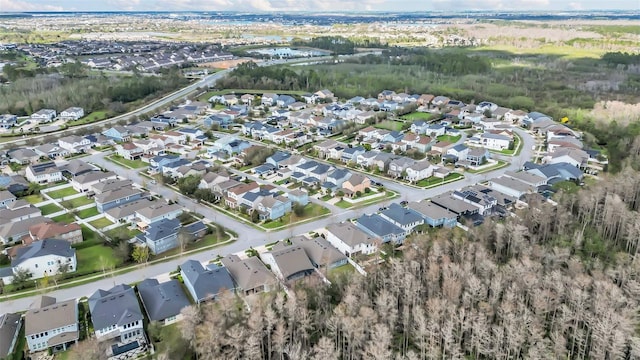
(1, 0, 638, 12)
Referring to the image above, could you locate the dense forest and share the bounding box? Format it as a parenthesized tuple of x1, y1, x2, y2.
(0, 62, 189, 116)
(290, 36, 386, 55)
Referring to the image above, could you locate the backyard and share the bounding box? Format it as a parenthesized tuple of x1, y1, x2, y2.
(75, 206, 100, 219)
(88, 217, 113, 229)
(38, 203, 62, 216)
(60, 196, 94, 208)
(436, 134, 462, 143)
(106, 154, 148, 169)
(52, 213, 76, 223)
(335, 190, 398, 209)
(105, 225, 142, 241)
(401, 112, 433, 121)
(45, 186, 79, 199)
(22, 193, 45, 204)
(374, 120, 406, 131)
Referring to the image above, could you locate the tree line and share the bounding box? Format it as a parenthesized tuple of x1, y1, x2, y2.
(290, 36, 385, 55)
(602, 51, 640, 66)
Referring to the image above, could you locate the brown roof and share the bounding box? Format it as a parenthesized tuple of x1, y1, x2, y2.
(227, 182, 259, 195)
(122, 142, 138, 150)
(25, 297, 78, 342)
(28, 222, 81, 243)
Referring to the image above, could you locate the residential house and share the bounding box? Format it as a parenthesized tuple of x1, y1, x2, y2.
(180, 260, 236, 304)
(212, 137, 250, 156)
(342, 174, 371, 196)
(287, 189, 309, 206)
(388, 157, 416, 178)
(451, 188, 497, 215)
(25, 297, 78, 353)
(261, 93, 279, 106)
(431, 141, 452, 154)
(104, 199, 153, 224)
(0, 312, 21, 358)
(150, 114, 178, 126)
(371, 152, 396, 172)
(380, 203, 424, 234)
(221, 255, 278, 296)
(489, 176, 537, 199)
(290, 235, 348, 269)
(222, 94, 238, 106)
(405, 160, 436, 182)
(276, 95, 296, 108)
(410, 121, 430, 135)
(137, 279, 191, 325)
(313, 139, 339, 159)
(31, 109, 56, 123)
(408, 200, 457, 228)
(447, 144, 469, 161)
(503, 171, 547, 187)
(547, 137, 583, 152)
(0, 174, 29, 196)
(256, 196, 291, 221)
(314, 89, 334, 100)
(95, 187, 144, 213)
(524, 162, 584, 185)
(161, 158, 191, 177)
(466, 148, 490, 166)
(355, 214, 406, 244)
(341, 146, 365, 164)
(547, 148, 589, 168)
(382, 131, 404, 143)
(324, 168, 352, 191)
(89, 179, 132, 195)
(7, 148, 39, 165)
(480, 133, 511, 150)
(25, 162, 62, 183)
(0, 216, 49, 245)
(102, 126, 131, 142)
(34, 144, 69, 159)
(325, 222, 378, 257)
(115, 143, 144, 160)
(149, 154, 180, 173)
(89, 284, 145, 352)
(430, 192, 479, 218)
(204, 114, 233, 129)
(58, 135, 91, 154)
(1, 239, 76, 285)
(59, 107, 84, 121)
(135, 203, 183, 227)
(378, 90, 396, 100)
(240, 94, 255, 105)
(198, 171, 230, 191)
(0, 190, 16, 209)
(28, 222, 82, 245)
(136, 218, 180, 255)
(225, 182, 259, 209)
(266, 151, 292, 168)
(59, 159, 95, 177)
(260, 244, 316, 283)
(0, 114, 17, 128)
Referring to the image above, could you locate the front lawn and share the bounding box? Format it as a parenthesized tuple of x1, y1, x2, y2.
(46, 187, 79, 199)
(401, 112, 433, 121)
(76, 244, 122, 275)
(38, 203, 62, 215)
(51, 212, 76, 223)
(88, 217, 113, 229)
(416, 173, 464, 188)
(106, 154, 147, 169)
(76, 206, 100, 219)
(262, 203, 330, 229)
(22, 194, 45, 204)
(436, 135, 462, 143)
(491, 133, 522, 156)
(60, 196, 94, 208)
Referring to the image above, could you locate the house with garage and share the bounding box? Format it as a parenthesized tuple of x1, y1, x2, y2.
(89, 284, 145, 355)
(58, 135, 91, 154)
(1, 239, 76, 285)
(379, 203, 424, 234)
(261, 243, 316, 283)
(547, 148, 589, 168)
(480, 133, 511, 150)
(31, 109, 57, 123)
(524, 162, 584, 185)
(287, 189, 309, 206)
(25, 162, 62, 184)
(407, 200, 457, 228)
(8, 148, 39, 165)
(261, 93, 279, 106)
(221, 255, 278, 296)
(405, 160, 436, 182)
(136, 218, 181, 255)
(342, 173, 371, 196)
(115, 142, 144, 160)
(25, 297, 78, 353)
(356, 214, 406, 245)
(180, 260, 236, 304)
(102, 126, 131, 142)
(95, 187, 144, 213)
(290, 235, 348, 269)
(59, 107, 84, 121)
(341, 146, 365, 164)
(325, 222, 378, 257)
(34, 144, 68, 160)
(135, 203, 183, 228)
(466, 148, 490, 166)
(430, 192, 480, 219)
(137, 278, 191, 326)
(447, 144, 469, 161)
(489, 176, 537, 199)
(28, 222, 83, 245)
(0, 190, 16, 209)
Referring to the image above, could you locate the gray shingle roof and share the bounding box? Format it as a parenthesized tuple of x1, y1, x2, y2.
(88, 284, 143, 331)
(0, 312, 21, 358)
(181, 260, 235, 302)
(290, 236, 347, 268)
(221, 255, 276, 293)
(137, 279, 191, 322)
(326, 222, 377, 247)
(12, 239, 74, 267)
(356, 214, 405, 237)
(145, 218, 180, 242)
(266, 245, 315, 280)
(380, 203, 424, 227)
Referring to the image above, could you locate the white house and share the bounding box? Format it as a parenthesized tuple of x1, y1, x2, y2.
(58, 135, 91, 153)
(404, 160, 436, 182)
(25, 162, 63, 184)
(480, 133, 511, 150)
(447, 144, 469, 160)
(325, 222, 378, 257)
(89, 284, 145, 350)
(2, 239, 76, 285)
(135, 203, 183, 227)
(25, 297, 78, 353)
(59, 107, 85, 121)
(30, 109, 57, 123)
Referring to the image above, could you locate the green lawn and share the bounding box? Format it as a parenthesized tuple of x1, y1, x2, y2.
(466, 160, 509, 174)
(60, 196, 94, 208)
(401, 112, 433, 121)
(436, 135, 462, 143)
(374, 120, 404, 131)
(105, 226, 142, 241)
(151, 231, 230, 259)
(76, 244, 121, 275)
(490, 133, 522, 156)
(80, 225, 102, 243)
(46, 187, 79, 199)
(67, 110, 108, 127)
(88, 217, 113, 229)
(106, 154, 147, 169)
(51, 213, 76, 223)
(262, 203, 331, 229)
(22, 193, 45, 204)
(328, 263, 357, 281)
(336, 190, 398, 209)
(76, 206, 100, 219)
(416, 173, 464, 188)
(38, 203, 62, 215)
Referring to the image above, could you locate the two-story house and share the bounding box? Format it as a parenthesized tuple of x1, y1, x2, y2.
(379, 203, 425, 234)
(180, 260, 236, 304)
(221, 255, 278, 296)
(355, 214, 406, 245)
(1, 239, 76, 285)
(31, 109, 57, 123)
(404, 160, 436, 182)
(25, 162, 62, 184)
(137, 278, 191, 326)
(136, 218, 181, 255)
(57, 135, 91, 154)
(59, 107, 84, 121)
(115, 143, 144, 160)
(95, 187, 144, 213)
(325, 222, 379, 257)
(25, 296, 78, 353)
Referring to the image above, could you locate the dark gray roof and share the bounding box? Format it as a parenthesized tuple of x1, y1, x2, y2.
(137, 279, 191, 322)
(0, 312, 21, 358)
(145, 218, 180, 242)
(12, 239, 74, 267)
(27, 162, 60, 175)
(380, 203, 424, 226)
(180, 260, 235, 302)
(88, 284, 143, 331)
(290, 236, 347, 267)
(356, 214, 404, 237)
(184, 221, 206, 235)
(268, 151, 291, 163)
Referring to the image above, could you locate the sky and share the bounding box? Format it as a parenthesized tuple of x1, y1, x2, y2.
(1, 0, 639, 12)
